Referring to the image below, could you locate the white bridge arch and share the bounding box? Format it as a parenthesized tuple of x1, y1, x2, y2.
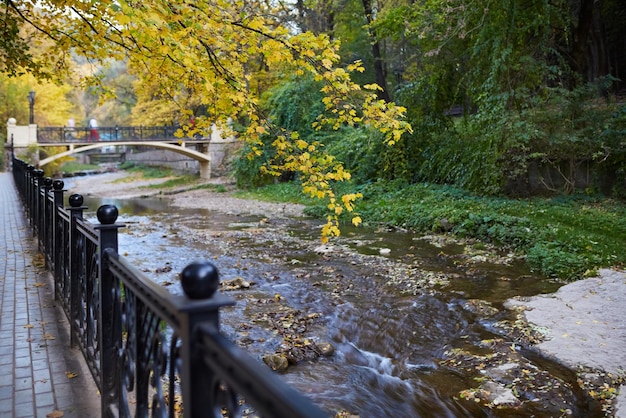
(38, 141, 213, 179)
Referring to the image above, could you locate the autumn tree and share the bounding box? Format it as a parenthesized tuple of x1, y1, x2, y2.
(3, 0, 411, 241)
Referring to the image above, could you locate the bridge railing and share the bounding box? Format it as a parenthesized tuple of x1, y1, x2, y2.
(38, 125, 182, 143)
(11, 156, 328, 418)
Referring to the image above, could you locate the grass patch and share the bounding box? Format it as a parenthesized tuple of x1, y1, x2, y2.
(118, 162, 172, 179)
(141, 175, 199, 189)
(112, 172, 145, 183)
(349, 180, 626, 281)
(114, 164, 227, 191)
(187, 183, 228, 193)
(60, 161, 100, 173)
(235, 182, 316, 205)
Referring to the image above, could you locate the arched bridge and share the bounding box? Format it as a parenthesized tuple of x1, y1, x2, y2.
(7, 121, 233, 179)
(38, 140, 211, 168)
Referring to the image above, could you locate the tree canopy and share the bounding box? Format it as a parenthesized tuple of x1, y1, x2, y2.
(3, 0, 412, 241)
(3, 0, 626, 237)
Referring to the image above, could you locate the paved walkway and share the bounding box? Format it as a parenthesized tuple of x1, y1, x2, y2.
(0, 171, 100, 417)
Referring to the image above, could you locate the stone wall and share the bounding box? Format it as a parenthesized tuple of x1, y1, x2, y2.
(125, 140, 240, 177)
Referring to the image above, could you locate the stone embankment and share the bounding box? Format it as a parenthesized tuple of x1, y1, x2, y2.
(506, 269, 626, 417)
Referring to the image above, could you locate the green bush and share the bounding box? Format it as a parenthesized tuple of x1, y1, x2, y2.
(233, 136, 282, 188)
(235, 75, 325, 188)
(391, 77, 626, 197)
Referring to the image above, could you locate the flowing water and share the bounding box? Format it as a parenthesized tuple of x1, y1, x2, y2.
(75, 194, 603, 417)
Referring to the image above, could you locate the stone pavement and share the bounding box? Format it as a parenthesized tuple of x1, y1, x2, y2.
(0, 172, 101, 417)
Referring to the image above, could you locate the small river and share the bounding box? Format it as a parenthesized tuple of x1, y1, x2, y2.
(75, 193, 603, 417)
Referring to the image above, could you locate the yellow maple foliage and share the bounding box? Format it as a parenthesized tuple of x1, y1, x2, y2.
(10, 0, 412, 240)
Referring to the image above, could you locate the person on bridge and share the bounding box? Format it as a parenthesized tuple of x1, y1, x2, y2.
(89, 118, 100, 141)
(65, 118, 76, 141)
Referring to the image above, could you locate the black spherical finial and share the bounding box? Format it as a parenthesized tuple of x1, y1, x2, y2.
(97, 205, 118, 225)
(52, 179, 64, 190)
(181, 261, 220, 299)
(43, 177, 53, 187)
(68, 194, 84, 207)
(33, 169, 44, 178)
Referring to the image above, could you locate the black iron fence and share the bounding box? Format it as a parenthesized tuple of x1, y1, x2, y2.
(11, 156, 328, 418)
(37, 125, 182, 143)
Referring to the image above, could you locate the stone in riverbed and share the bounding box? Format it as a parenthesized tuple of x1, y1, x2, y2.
(317, 341, 335, 357)
(480, 381, 521, 406)
(262, 354, 289, 371)
(221, 276, 254, 290)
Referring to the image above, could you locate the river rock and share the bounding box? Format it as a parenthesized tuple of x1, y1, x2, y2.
(480, 381, 521, 406)
(461, 299, 499, 317)
(314, 244, 335, 254)
(440, 218, 453, 231)
(485, 362, 519, 380)
(317, 341, 335, 357)
(262, 354, 289, 371)
(221, 276, 253, 290)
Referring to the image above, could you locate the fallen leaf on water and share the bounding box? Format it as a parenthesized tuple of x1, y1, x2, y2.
(43, 334, 56, 340)
(46, 410, 64, 417)
(65, 371, 78, 379)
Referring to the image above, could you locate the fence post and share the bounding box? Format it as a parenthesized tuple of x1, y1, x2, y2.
(25, 165, 34, 226)
(67, 194, 86, 343)
(52, 180, 65, 292)
(175, 261, 232, 418)
(33, 169, 44, 239)
(95, 204, 124, 415)
(42, 177, 53, 264)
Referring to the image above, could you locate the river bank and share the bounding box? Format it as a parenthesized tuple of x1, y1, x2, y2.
(66, 171, 626, 417)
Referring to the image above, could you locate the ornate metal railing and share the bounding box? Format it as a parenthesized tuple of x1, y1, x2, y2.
(11, 156, 328, 418)
(37, 125, 182, 143)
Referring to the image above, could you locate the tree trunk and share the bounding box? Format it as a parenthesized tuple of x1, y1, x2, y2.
(361, 0, 391, 102)
(569, 0, 595, 83)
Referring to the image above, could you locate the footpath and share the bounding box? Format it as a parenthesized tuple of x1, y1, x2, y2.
(0, 172, 100, 417)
